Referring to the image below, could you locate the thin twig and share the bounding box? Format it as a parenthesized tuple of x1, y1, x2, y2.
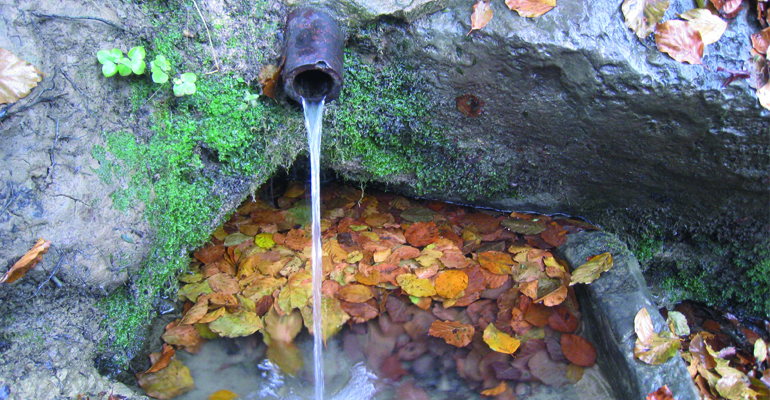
(47, 117, 60, 179)
(191, 0, 220, 75)
(60, 68, 87, 99)
(29, 11, 126, 32)
(0, 186, 18, 219)
(32, 253, 66, 297)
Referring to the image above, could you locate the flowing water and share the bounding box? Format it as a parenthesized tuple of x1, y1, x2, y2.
(302, 97, 326, 400)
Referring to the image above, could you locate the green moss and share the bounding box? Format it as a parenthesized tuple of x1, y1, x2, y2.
(325, 52, 510, 200)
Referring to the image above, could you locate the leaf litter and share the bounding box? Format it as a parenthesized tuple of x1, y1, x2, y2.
(143, 181, 616, 398)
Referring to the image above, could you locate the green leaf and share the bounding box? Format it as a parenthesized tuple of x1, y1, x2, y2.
(131, 59, 146, 75)
(152, 70, 169, 84)
(666, 310, 690, 336)
(633, 330, 680, 365)
(97, 50, 113, 65)
(117, 63, 132, 77)
(173, 74, 197, 96)
(152, 54, 171, 71)
(128, 46, 146, 61)
(102, 62, 117, 77)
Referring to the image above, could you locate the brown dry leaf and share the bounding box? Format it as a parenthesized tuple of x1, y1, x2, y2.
(207, 273, 240, 294)
(478, 251, 514, 275)
(569, 252, 614, 285)
(180, 298, 209, 325)
(198, 307, 226, 324)
(339, 298, 379, 323)
(284, 228, 309, 251)
(266, 341, 303, 376)
(712, 0, 742, 15)
(520, 280, 539, 299)
(162, 321, 205, 354)
(505, 0, 556, 18)
(622, 0, 670, 38)
(647, 385, 675, 400)
(560, 334, 596, 367)
(194, 244, 225, 264)
(480, 381, 507, 396)
(456, 94, 484, 117)
(548, 305, 578, 333)
(264, 307, 303, 343)
(468, 1, 493, 35)
(1, 238, 51, 284)
(0, 48, 44, 105)
(429, 320, 475, 347)
(143, 343, 175, 374)
(535, 284, 568, 307)
(655, 20, 704, 65)
(258, 64, 281, 99)
(337, 284, 375, 303)
(404, 221, 440, 247)
(752, 28, 770, 55)
(680, 8, 727, 45)
(137, 358, 194, 399)
(634, 307, 655, 345)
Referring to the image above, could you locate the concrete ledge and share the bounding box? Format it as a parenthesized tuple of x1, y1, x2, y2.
(557, 231, 699, 400)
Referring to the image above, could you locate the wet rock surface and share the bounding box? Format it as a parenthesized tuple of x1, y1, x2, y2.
(558, 231, 699, 400)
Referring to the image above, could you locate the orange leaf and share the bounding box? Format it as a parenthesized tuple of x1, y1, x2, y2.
(468, 1, 493, 35)
(1, 238, 51, 284)
(712, 0, 742, 14)
(524, 302, 552, 327)
(339, 298, 379, 323)
(193, 244, 225, 264)
(258, 64, 281, 99)
(535, 284, 568, 306)
(429, 320, 475, 347)
(162, 320, 205, 354)
(655, 20, 704, 65)
(456, 94, 484, 117)
(547, 305, 578, 333)
(646, 385, 675, 400)
(404, 221, 440, 247)
(505, 0, 556, 18)
(337, 284, 374, 303)
(483, 323, 521, 354)
(560, 334, 597, 367)
(481, 381, 507, 396)
(180, 298, 209, 325)
(143, 343, 175, 374)
(752, 28, 770, 55)
(435, 270, 469, 299)
(478, 251, 514, 275)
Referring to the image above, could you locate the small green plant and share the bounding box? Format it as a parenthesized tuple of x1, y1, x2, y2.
(97, 46, 146, 77)
(238, 89, 260, 110)
(173, 72, 197, 97)
(150, 54, 171, 84)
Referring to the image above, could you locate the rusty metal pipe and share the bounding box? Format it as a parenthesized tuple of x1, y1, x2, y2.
(283, 8, 344, 103)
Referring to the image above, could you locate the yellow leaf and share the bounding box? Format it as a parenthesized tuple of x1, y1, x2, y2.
(569, 252, 614, 285)
(254, 233, 275, 249)
(481, 381, 507, 396)
(483, 324, 521, 354)
(0, 238, 51, 284)
(396, 273, 437, 297)
(322, 239, 348, 263)
(622, 0, 670, 38)
(0, 48, 44, 105)
(208, 310, 263, 338)
(680, 8, 727, 45)
(434, 270, 468, 299)
(755, 338, 767, 363)
(505, 0, 556, 18)
(478, 251, 514, 275)
(266, 341, 303, 376)
(208, 389, 239, 400)
(337, 284, 374, 303)
(283, 181, 305, 198)
(137, 359, 195, 399)
(429, 320, 475, 347)
(468, 1, 493, 35)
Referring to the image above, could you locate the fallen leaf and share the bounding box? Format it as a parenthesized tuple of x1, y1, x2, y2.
(505, 0, 556, 18)
(266, 341, 303, 376)
(655, 20, 704, 65)
(480, 381, 506, 396)
(715, 372, 752, 400)
(634, 330, 681, 365)
(547, 305, 578, 333)
(501, 218, 546, 235)
(478, 251, 514, 275)
(468, 1, 494, 35)
(264, 307, 302, 343)
(208, 310, 263, 337)
(647, 385, 675, 400)
(0, 48, 44, 105)
(569, 252, 614, 285)
(208, 390, 239, 400)
(180, 298, 209, 325)
(400, 207, 435, 222)
(137, 359, 194, 399)
(435, 270, 469, 299)
(635, 307, 655, 345)
(666, 310, 690, 336)
(689, 332, 717, 369)
(404, 221, 440, 247)
(680, 8, 727, 45)
(456, 94, 484, 117)
(755, 338, 767, 363)
(258, 64, 281, 99)
(622, 0, 670, 38)
(339, 298, 379, 323)
(758, 82, 770, 110)
(528, 350, 571, 387)
(162, 320, 205, 353)
(337, 284, 374, 303)
(396, 273, 437, 297)
(752, 28, 770, 55)
(560, 334, 597, 367)
(301, 296, 350, 342)
(429, 320, 475, 347)
(711, 0, 742, 15)
(483, 323, 521, 354)
(254, 233, 275, 249)
(143, 343, 175, 374)
(1, 238, 51, 284)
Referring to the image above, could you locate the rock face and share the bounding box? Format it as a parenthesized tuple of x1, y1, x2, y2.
(558, 231, 699, 400)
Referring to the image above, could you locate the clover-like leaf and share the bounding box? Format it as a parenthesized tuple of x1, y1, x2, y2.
(102, 62, 117, 78)
(128, 46, 146, 61)
(173, 72, 197, 97)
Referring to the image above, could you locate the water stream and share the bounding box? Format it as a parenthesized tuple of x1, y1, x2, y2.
(302, 97, 326, 400)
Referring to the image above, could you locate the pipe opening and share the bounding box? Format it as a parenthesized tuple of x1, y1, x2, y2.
(294, 69, 334, 101)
